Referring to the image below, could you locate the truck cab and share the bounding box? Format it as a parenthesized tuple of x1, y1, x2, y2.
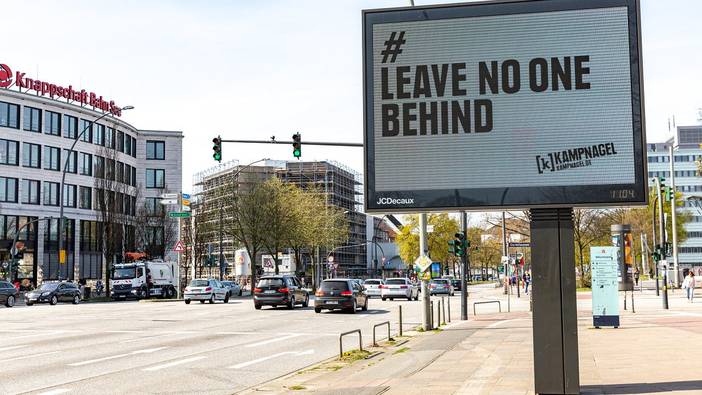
(110, 260, 176, 300)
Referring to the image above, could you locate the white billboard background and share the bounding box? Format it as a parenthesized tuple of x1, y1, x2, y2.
(371, 7, 633, 192)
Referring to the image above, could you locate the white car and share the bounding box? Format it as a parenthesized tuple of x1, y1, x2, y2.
(363, 279, 384, 298)
(184, 279, 229, 304)
(221, 281, 242, 297)
(381, 278, 419, 301)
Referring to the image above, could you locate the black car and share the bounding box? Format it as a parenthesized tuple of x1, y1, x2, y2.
(25, 282, 81, 306)
(253, 275, 309, 310)
(450, 279, 461, 291)
(314, 279, 368, 314)
(0, 280, 19, 308)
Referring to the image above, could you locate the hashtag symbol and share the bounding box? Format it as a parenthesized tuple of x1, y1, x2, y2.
(381, 31, 406, 63)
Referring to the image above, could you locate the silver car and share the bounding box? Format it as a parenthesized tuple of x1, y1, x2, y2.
(221, 281, 242, 297)
(381, 278, 419, 301)
(363, 279, 384, 298)
(184, 279, 229, 304)
(430, 278, 454, 296)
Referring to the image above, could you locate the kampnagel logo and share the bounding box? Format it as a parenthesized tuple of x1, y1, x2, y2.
(0, 64, 13, 88)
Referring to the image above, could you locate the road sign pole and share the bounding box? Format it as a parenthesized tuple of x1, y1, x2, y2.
(419, 213, 430, 331)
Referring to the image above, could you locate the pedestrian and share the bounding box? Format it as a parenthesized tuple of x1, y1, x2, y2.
(634, 269, 640, 286)
(524, 272, 531, 295)
(682, 272, 695, 302)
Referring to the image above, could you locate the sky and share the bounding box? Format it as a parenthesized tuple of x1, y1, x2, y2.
(2, 0, 701, 194)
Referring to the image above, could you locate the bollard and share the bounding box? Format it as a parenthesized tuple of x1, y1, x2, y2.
(399, 305, 403, 337)
(441, 297, 446, 324)
(447, 296, 451, 322)
(430, 301, 434, 329)
(436, 300, 441, 327)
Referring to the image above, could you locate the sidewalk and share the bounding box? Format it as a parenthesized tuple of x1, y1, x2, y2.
(241, 288, 702, 395)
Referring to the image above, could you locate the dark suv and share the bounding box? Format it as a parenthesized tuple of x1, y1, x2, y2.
(315, 279, 368, 314)
(0, 280, 19, 308)
(253, 275, 309, 310)
(25, 282, 81, 306)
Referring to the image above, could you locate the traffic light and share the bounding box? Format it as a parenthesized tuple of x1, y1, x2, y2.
(454, 232, 467, 257)
(292, 133, 302, 158)
(212, 136, 222, 162)
(664, 186, 673, 202)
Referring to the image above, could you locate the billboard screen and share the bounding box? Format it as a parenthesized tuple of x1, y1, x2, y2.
(363, 0, 646, 212)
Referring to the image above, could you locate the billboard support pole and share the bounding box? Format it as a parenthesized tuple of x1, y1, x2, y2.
(419, 213, 431, 331)
(530, 208, 579, 395)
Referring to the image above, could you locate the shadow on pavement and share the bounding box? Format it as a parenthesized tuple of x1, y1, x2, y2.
(582, 380, 702, 394)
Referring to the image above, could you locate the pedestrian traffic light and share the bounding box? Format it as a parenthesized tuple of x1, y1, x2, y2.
(212, 136, 222, 162)
(292, 132, 301, 158)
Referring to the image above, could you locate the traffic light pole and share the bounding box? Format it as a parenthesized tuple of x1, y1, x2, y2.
(220, 137, 363, 147)
(656, 177, 669, 310)
(668, 145, 679, 288)
(419, 213, 431, 331)
(652, 195, 659, 296)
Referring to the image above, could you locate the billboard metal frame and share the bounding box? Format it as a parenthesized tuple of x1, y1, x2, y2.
(363, 0, 647, 213)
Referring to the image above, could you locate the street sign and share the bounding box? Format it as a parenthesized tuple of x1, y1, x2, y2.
(414, 255, 432, 272)
(182, 193, 190, 199)
(59, 249, 66, 264)
(159, 199, 178, 205)
(160, 193, 178, 199)
(173, 240, 185, 253)
(182, 206, 191, 212)
(169, 212, 191, 218)
(590, 246, 620, 328)
(509, 242, 531, 248)
(363, 0, 646, 212)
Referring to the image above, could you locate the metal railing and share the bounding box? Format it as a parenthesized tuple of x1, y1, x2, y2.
(473, 300, 502, 315)
(372, 321, 392, 346)
(339, 329, 362, 358)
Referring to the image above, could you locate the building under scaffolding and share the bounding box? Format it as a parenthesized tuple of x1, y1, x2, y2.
(188, 159, 369, 280)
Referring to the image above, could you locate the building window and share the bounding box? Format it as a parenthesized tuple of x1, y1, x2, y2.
(79, 152, 93, 176)
(21, 179, 40, 205)
(93, 123, 105, 146)
(22, 142, 41, 168)
(63, 149, 77, 173)
(132, 167, 136, 187)
(43, 146, 61, 171)
(23, 107, 42, 132)
(106, 158, 115, 181)
(131, 136, 137, 158)
(0, 101, 20, 129)
(0, 139, 19, 165)
(124, 134, 133, 156)
(80, 119, 92, 142)
(63, 184, 77, 208)
(43, 182, 60, 206)
(144, 197, 163, 215)
(45, 111, 61, 136)
(0, 177, 18, 202)
(116, 161, 124, 184)
(79, 186, 92, 209)
(106, 127, 115, 149)
(63, 115, 78, 139)
(146, 141, 165, 160)
(124, 164, 132, 185)
(117, 131, 124, 152)
(94, 156, 105, 179)
(146, 169, 165, 188)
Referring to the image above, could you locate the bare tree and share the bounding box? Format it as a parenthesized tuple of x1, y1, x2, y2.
(133, 183, 178, 259)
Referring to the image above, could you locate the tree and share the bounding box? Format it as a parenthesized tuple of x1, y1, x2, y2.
(133, 186, 178, 260)
(396, 214, 460, 272)
(572, 209, 610, 287)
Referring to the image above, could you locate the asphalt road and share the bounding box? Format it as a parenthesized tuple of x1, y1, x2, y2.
(0, 289, 471, 395)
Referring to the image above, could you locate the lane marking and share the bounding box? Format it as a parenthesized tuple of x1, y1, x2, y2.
(119, 335, 167, 344)
(228, 349, 314, 369)
(37, 389, 70, 395)
(244, 333, 302, 348)
(12, 351, 60, 361)
(3, 345, 29, 351)
(68, 347, 168, 366)
(142, 356, 206, 372)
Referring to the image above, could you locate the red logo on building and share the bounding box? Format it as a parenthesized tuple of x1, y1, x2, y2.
(0, 64, 12, 88)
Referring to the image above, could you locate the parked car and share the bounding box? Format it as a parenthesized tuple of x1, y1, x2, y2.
(25, 282, 81, 306)
(253, 275, 309, 310)
(221, 281, 242, 297)
(184, 279, 229, 304)
(315, 279, 368, 313)
(363, 279, 384, 298)
(0, 280, 19, 308)
(430, 278, 454, 296)
(381, 278, 419, 301)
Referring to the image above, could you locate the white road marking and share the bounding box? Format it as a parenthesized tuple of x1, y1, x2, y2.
(68, 347, 168, 366)
(37, 389, 70, 395)
(12, 351, 60, 361)
(244, 333, 302, 348)
(3, 345, 29, 351)
(120, 335, 167, 344)
(228, 349, 314, 369)
(215, 331, 259, 335)
(142, 356, 206, 372)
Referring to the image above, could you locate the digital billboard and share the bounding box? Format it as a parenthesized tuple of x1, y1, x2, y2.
(363, 0, 646, 212)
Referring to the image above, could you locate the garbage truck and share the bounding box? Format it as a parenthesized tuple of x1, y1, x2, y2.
(110, 260, 177, 300)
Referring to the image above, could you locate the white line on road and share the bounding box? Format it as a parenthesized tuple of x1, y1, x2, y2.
(119, 335, 167, 344)
(68, 347, 168, 366)
(244, 333, 302, 348)
(3, 345, 29, 351)
(142, 356, 206, 372)
(228, 349, 314, 369)
(37, 389, 70, 395)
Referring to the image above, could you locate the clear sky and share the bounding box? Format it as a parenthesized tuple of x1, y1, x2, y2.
(3, 0, 701, 193)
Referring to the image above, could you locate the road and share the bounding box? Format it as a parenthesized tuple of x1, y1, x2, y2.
(0, 289, 473, 395)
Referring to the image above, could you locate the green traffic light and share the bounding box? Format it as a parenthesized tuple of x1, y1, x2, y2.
(213, 152, 221, 161)
(293, 148, 301, 158)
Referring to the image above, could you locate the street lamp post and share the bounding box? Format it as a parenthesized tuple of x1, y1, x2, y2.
(56, 106, 134, 280)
